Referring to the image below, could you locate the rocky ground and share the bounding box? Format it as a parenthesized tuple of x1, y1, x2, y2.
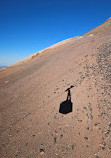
(0, 33, 111, 158)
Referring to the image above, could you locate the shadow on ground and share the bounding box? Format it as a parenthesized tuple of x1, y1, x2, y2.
(59, 86, 74, 114)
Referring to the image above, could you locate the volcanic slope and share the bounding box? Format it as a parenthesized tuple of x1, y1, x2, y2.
(0, 19, 111, 158)
(83, 17, 111, 36)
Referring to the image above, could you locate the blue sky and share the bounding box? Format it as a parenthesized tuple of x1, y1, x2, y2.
(0, 0, 111, 66)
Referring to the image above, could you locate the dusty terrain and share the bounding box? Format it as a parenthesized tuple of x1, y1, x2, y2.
(83, 17, 111, 36)
(0, 19, 111, 158)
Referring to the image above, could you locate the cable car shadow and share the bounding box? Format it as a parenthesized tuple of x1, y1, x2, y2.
(59, 86, 74, 114)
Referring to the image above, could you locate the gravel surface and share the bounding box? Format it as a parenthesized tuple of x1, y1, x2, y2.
(0, 33, 111, 158)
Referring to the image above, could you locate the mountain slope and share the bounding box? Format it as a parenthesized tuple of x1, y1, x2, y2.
(0, 19, 111, 158)
(83, 17, 111, 36)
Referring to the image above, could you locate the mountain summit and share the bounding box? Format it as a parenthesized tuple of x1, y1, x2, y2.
(0, 18, 111, 158)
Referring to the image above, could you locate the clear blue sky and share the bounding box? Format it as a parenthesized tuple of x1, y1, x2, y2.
(0, 0, 111, 66)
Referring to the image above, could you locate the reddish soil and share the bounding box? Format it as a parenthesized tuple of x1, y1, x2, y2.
(0, 33, 111, 158)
